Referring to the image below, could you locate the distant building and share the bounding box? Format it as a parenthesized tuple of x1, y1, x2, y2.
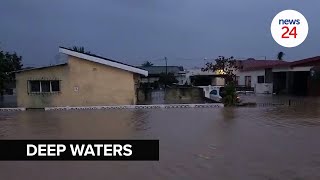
(185, 68, 225, 86)
(138, 66, 186, 85)
(15, 47, 148, 108)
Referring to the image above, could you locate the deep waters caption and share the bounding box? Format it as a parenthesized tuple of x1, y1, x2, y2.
(27, 144, 133, 157)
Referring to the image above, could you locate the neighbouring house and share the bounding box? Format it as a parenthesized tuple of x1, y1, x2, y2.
(309, 66, 320, 96)
(235, 56, 320, 96)
(15, 47, 148, 109)
(185, 68, 225, 86)
(138, 66, 186, 85)
(235, 59, 288, 94)
(272, 56, 320, 96)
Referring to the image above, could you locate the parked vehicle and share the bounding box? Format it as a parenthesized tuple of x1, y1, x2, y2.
(209, 86, 224, 102)
(209, 86, 240, 103)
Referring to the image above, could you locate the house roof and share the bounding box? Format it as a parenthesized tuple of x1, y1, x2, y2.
(59, 47, 148, 76)
(238, 56, 320, 72)
(14, 63, 68, 73)
(311, 66, 320, 71)
(238, 59, 289, 71)
(137, 66, 184, 75)
(289, 56, 320, 67)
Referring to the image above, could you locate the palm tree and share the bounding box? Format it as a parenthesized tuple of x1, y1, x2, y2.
(277, 52, 285, 61)
(142, 61, 154, 67)
(71, 46, 91, 54)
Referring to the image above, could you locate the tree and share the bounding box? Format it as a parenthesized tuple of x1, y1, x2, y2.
(202, 56, 239, 106)
(71, 46, 91, 54)
(0, 48, 23, 95)
(202, 56, 238, 84)
(277, 52, 285, 60)
(141, 61, 154, 67)
(158, 73, 178, 86)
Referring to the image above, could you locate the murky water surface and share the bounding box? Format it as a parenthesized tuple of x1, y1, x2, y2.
(1, 103, 320, 179)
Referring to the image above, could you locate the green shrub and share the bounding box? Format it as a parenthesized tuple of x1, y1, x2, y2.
(222, 83, 237, 106)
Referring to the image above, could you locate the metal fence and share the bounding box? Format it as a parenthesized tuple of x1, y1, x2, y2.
(255, 99, 320, 107)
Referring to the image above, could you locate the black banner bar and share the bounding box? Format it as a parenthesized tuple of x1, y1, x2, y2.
(0, 140, 159, 161)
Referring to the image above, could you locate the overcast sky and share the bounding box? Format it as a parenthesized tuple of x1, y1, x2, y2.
(0, 0, 319, 68)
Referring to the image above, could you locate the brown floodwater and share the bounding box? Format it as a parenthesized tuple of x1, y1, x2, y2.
(0, 104, 320, 180)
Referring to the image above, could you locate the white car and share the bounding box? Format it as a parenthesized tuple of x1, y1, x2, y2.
(209, 86, 224, 102)
(209, 86, 241, 103)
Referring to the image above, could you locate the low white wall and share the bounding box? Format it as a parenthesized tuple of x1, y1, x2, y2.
(0, 108, 26, 111)
(198, 86, 217, 98)
(45, 104, 224, 111)
(237, 70, 265, 88)
(255, 83, 273, 94)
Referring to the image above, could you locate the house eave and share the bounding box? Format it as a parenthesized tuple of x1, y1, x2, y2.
(59, 47, 148, 77)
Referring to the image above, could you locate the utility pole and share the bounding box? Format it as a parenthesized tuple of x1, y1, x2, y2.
(164, 57, 168, 89)
(165, 57, 168, 75)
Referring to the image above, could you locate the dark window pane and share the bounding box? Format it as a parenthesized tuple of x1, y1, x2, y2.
(30, 81, 40, 92)
(41, 81, 50, 92)
(235, 76, 240, 85)
(51, 81, 60, 92)
(258, 76, 265, 83)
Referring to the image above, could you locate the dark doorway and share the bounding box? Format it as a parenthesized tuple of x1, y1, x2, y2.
(273, 72, 287, 94)
(292, 71, 309, 96)
(309, 67, 320, 96)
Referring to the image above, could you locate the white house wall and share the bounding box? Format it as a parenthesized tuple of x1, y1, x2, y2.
(272, 66, 312, 72)
(236, 70, 265, 87)
(212, 77, 225, 86)
(255, 83, 273, 94)
(236, 70, 273, 94)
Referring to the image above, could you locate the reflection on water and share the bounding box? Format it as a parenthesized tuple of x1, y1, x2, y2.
(128, 110, 151, 131)
(1, 105, 320, 180)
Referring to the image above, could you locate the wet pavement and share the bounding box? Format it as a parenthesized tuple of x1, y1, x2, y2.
(0, 104, 320, 180)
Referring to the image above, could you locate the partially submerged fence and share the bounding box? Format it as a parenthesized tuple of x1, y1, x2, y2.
(254, 99, 320, 107)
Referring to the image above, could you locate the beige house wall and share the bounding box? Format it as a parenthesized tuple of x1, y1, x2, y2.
(16, 56, 139, 108)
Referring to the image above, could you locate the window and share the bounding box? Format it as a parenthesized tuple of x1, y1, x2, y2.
(51, 81, 60, 92)
(41, 81, 50, 92)
(235, 76, 240, 85)
(30, 81, 40, 92)
(257, 76, 265, 83)
(245, 76, 251, 87)
(28, 80, 60, 93)
(210, 90, 218, 95)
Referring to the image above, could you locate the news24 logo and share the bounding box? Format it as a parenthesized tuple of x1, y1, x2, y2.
(271, 10, 309, 48)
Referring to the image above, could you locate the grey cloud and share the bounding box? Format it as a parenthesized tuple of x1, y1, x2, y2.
(0, 0, 319, 68)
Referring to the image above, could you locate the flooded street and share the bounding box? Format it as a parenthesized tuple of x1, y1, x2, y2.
(0, 106, 320, 180)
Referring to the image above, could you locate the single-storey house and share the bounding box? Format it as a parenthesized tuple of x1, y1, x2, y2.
(15, 47, 148, 108)
(235, 59, 288, 94)
(235, 57, 320, 95)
